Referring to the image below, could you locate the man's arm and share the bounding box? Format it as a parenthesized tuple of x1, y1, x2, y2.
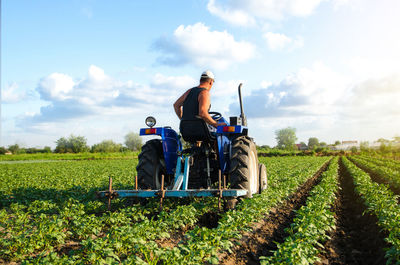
(173, 89, 191, 119)
(198, 90, 226, 127)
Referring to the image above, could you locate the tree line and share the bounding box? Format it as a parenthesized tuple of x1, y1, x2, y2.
(271, 127, 400, 152)
(1, 132, 143, 154)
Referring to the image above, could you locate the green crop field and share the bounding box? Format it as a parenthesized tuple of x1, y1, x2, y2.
(1, 155, 399, 264)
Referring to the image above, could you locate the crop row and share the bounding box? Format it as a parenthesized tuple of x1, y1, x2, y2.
(260, 157, 339, 264)
(0, 156, 329, 264)
(0, 160, 222, 263)
(372, 155, 400, 166)
(356, 155, 400, 172)
(148, 156, 331, 264)
(350, 156, 400, 190)
(0, 159, 138, 207)
(0, 152, 139, 162)
(342, 157, 400, 263)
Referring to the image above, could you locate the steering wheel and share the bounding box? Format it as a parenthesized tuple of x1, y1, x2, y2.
(209, 111, 222, 121)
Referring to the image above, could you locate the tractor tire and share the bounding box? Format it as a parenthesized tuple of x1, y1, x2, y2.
(259, 163, 267, 193)
(136, 139, 166, 190)
(229, 136, 259, 198)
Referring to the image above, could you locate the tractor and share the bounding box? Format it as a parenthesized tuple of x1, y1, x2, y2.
(98, 83, 267, 210)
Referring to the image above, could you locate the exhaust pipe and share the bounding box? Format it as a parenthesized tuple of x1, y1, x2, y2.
(238, 83, 247, 126)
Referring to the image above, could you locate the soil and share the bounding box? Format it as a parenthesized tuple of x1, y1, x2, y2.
(316, 158, 389, 265)
(221, 158, 390, 265)
(220, 161, 330, 265)
(56, 241, 81, 256)
(157, 229, 187, 249)
(156, 211, 222, 249)
(197, 211, 222, 229)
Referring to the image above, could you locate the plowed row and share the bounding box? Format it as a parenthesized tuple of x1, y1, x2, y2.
(1, 155, 399, 264)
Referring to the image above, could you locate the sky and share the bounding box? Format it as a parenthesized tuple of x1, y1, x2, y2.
(2, 0, 400, 148)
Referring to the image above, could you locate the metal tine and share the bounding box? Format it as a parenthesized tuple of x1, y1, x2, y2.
(218, 170, 222, 211)
(108, 176, 113, 211)
(159, 174, 165, 211)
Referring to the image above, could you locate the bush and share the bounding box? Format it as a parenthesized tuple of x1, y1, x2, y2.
(55, 135, 89, 153)
(91, 140, 123, 153)
(0, 147, 7, 155)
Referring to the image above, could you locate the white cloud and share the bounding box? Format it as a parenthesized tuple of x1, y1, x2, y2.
(207, 0, 327, 25)
(232, 62, 348, 118)
(151, 73, 195, 91)
(260, 81, 272, 88)
(207, 0, 256, 27)
(230, 62, 400, 145)
(2, 82, 26, 103)
(38, 73, 75, 101)
(19, 66, 198, 129)
(152, 22, 255, 70)
(263, 32, 304, 51)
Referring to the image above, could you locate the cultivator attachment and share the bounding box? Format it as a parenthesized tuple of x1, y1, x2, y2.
(97, 155, 247, 211)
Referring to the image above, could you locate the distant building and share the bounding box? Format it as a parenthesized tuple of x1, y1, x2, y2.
(296, 143, 308, 150)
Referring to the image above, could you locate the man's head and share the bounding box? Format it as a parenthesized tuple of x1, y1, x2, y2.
(200, 70, 215, 88)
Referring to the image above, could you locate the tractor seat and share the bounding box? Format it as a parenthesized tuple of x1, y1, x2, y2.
(180, 119, 216, 143)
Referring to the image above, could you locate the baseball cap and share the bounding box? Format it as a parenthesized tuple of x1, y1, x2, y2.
(201, 70, 215, 81)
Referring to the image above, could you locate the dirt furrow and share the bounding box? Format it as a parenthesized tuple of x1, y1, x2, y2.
(221, 161, 330, 265)
(316, 158, 388, 265)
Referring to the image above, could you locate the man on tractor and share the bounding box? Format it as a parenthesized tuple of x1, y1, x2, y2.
(173, 70, 227, 130)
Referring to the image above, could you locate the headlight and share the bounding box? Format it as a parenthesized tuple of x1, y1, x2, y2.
(145, 116, 156, 128)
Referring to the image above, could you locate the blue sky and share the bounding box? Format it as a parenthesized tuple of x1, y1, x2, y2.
(2, 0, 400, 148)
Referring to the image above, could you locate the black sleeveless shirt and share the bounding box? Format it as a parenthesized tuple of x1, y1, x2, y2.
(182, 86, 207, 120)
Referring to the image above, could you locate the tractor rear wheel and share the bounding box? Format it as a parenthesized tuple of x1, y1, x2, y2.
(259, 163, 267, 193)
(230, 136, 259, 198)
(136, 139, 166, 189)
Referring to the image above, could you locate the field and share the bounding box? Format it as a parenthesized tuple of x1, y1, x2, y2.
(1, 155, 400, 264)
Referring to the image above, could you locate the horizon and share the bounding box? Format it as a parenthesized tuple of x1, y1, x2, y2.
(2, 0, 400, 148)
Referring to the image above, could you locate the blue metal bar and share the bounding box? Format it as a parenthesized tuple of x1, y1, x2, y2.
(181, 156, 190, 190)
(172, 156, 183, 190)
(98, 189, 247, 198)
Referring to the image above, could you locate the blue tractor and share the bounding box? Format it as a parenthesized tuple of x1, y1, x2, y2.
(99, 84, 267, 209)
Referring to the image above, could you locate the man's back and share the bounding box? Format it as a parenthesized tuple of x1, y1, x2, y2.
(182, 87, 207, 120)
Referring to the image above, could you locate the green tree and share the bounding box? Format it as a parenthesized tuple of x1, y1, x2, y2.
(43, 146, 52, 153)
(124, 132, 142, 151)
(8, 144, 20, 154)
(377, 138, 390, 144)
(91, 140, 123, 153)
(55, 137, 68, 153)
(0, 147, 7, 155)
(360, 141, 370, 152)
(334, 140, 341, 146)
(308, 137, 319, 150)
(69, 136, 89, 153)
(379, 142, 392, 153)
(55, 135, 89, 153)
(350, 146, 358, 153)
(275, 127, 297, 150)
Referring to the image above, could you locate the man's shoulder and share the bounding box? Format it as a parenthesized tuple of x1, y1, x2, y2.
(198, 88, 210, 99)
(196, 86, 208, 92)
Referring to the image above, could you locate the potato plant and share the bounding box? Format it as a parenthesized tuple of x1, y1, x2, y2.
(343, 157, 400, 263)
(260, 157, 339, 264)
(0, 156, 330, 264)
(350, 156, 400, 190)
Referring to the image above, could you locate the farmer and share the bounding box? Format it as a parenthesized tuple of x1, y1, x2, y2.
(173, 70, 226, 130)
